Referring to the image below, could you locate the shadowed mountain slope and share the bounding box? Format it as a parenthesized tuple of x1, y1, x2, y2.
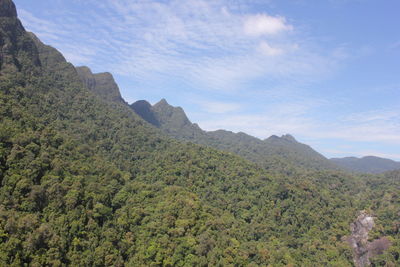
(330, 156, 400, 174)
(76, 66, 125, 103)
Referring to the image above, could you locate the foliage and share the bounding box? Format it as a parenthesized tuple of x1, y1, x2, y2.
(0, 2, 399, 266)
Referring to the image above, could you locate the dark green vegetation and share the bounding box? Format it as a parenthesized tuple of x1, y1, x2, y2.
(0, 0, 399, 266)
(130, 99, 338, 173)
(330, 156, 400, 174)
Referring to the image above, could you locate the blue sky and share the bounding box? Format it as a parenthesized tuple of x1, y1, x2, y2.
(13, 0, 400, 160)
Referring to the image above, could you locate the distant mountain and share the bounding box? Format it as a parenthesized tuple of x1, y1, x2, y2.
(130, 99, 338, 172)
(330, 156, 400, 174)
(131, 99, 207, 140)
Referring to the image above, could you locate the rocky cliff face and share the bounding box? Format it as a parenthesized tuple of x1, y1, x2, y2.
(348, 211, 375, 267)
(0, 0, 40, 72)
(0, 0, 16, 17)
(348, 211, 391, 267)
(76, 66, 125, 103)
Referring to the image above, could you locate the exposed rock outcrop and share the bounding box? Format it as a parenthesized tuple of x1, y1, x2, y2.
(152, 98, 192, 129)
(348, 211, 391, 267)
(0, 0, 41, 72)
(76, 66, 125, 103)
(0, 0, 17, 17)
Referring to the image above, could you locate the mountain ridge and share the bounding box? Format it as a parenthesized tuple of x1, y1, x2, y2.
(130, 99, 339, 172)
(330, 155, 400, 174)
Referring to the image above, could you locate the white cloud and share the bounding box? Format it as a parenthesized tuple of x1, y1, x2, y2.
(16, 0, 399, 161)
(198, 113, 312, 138)
(196, 100, 317, 137)
(342, 110, 398, 123)
(17, 0, 339, 93)
(197, 104, 400, 147)
(243, 14, 292, 37)
(258, 41, 284, 56)
(18, 9, 103, 66)
(18, 9, 67, 40)
(308, 109, 400, 144)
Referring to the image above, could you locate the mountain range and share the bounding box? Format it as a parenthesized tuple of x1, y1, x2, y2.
(0, 0, 399, 266)
(129, 98, 400, 175)
(330, 156, 400, 174)
(74, 61, 400, 176)
(129, 98, 338, 173)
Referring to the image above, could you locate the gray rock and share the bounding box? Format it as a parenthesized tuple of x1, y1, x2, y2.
(347, 211, 391, 267)
(0, 0, 17, 18)
(76, 66, 125, 104)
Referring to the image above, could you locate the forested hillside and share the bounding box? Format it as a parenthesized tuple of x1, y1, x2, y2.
(0, 0, 399, 266)
(130, 98, 338, 172)
(330, 156, 400, 174)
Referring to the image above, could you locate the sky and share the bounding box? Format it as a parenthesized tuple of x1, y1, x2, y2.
(13, 0, 400, 160)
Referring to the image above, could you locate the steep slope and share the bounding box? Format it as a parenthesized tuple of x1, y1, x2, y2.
(0, 0, 40, 73)
(0, 5, 273, 265)
(129, 100, 160, 127)
(330, 156, 400, 174)
(1, 1, 399, 266)
(76, 66, 125, 103)
(131, 98, 338, 172)
(263, 134, 334, 170)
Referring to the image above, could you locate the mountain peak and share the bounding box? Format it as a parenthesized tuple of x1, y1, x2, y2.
(130, 100, 160, 127)
(132, 100, 152, 108)
(76, 66, 124, 103)
(0, 0, 17, 18)
(76, 65, 92, 74)
(265, 134, 297, 143)
(151, 99, 192, 129)
(155, 98, 169, 107)
(267, 135, 279, 140)
(281, 134, 297, 142)
(0, 1, 41, 72)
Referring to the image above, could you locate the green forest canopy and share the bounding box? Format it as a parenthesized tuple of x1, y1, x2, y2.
(0, 0, 399, 266)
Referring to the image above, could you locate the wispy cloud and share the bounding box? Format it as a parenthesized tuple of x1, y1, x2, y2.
(18, 0, 399, 160)
(302, 109, 400, 145)
(197, 105, 400, 146)
(18, 9, 67, 40)
(243, 14, 292, 36)
(196, 100, 318, 137)
(194, 100, 242, 114)
(18, 0, 342, 92)
(18, 9, 101, 65)
(258, 41, 284, 56)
